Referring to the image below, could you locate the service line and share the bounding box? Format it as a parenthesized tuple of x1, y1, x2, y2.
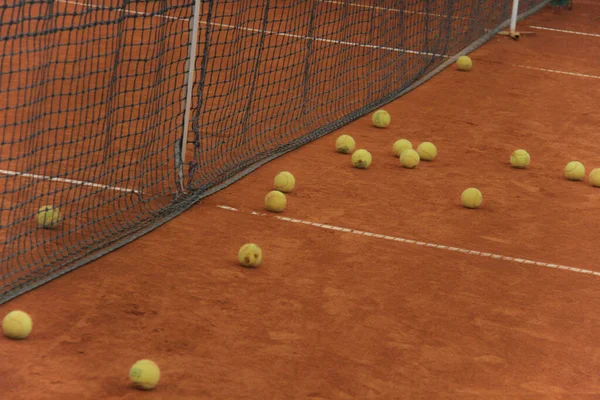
(317, 0, 470, 20)
(0, 169, 140, 194)
(511, 64, 600, 79)
(529, 25, 600, 38)
(216, 205, 598, 278)
(58, 0, 448, 58)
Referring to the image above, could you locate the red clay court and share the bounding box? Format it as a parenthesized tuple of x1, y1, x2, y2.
(1, 0, 600, 399)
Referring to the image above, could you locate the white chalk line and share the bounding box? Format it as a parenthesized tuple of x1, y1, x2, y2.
(59, 0, 600, 75)
(0, 169, 140, 194)
(317, 0, 470, 20)
(510, 64, 600, 79)
(216, 205, 598, 278)
(529, 25, 600, 38)
(58, 0, 448, 58)
(210, 21, 448, 57)
(58, 0, 185, 21)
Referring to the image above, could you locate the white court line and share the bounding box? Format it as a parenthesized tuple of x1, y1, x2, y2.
(59, 0, 448, 58)
(529, 25, 600, 38)
(317, 0, 470, 20)
(216, 205, 599, 278)
(0, 169, 140, 194)
(61, 0, 600, 77)
(59, 0, 185, 21)
(211, 21, 448, 57)
(511, 64, 600, 79)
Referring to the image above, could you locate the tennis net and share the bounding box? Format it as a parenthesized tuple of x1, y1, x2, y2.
(0, 0, 550, 303)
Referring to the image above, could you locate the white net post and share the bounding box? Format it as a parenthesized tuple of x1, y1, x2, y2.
(179, 0, 203, 192)
(510, 0, 520, 34)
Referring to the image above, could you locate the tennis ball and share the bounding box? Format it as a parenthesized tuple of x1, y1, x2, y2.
(510, 149, 530, 168)
(238, 243, 262, 268)
(564, 161, 585, 181)
(37, 205, 61, 228)
(392, 139, 412, 157)
(400, 149, 420, 168)
(129, 359, 160, 390)
(335, 134, 356, 154)
(265, 190, 286, 212)
(461, 188, 482, 209)
(273, 171, 295, 193)
(417, 142, 437, 161)
(372, 109, 390, 128)
(2, 310, 32, 340)
(456, 55, 472, 71)
(351, 149, 372, 169)
(589, 168, 600, 187)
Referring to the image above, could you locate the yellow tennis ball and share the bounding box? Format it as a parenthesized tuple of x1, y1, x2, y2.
(589, 168, 600, 187)
(392, 139, 412, 157)
(2, 310, 32, 340)
(372, 109, 390, 128)
(37, 205, 61, 228)
(400, 149, 420, 168)
(510, 149, 530, 168)
(456, 55, 472, 71)
(335, 134, 356, 154)
(417, 142, 437, 161)
(461, 188, 483, 209)
(351, 149, 372, 169)
(273, 171, 295, 193)
(129, 359, 160, 390)
(264, 190, 286, 212)
(564, 161, 585, 181)
(238, 243, 262, 268)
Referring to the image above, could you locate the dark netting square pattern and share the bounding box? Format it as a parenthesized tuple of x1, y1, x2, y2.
(0, 0, 549, 302)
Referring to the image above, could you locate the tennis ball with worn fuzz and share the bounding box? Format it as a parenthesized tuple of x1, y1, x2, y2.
(238, 243, 262, 268)
(37, 205, 61, 228)
(400, 149, 420, 168)
(589, 168, 600, 187)
(273, 171, 295, 193)
(265, 190, 287, 212)
(130, 359, 160, 390)
(510, 149, 530, 168)
(564, 161, 585, 181)
(461, 188, 482, 209)
(456, 55, 472, 71)
(351, 149, 372, 169)
(392, 139, 412, 157)
(335, 134, 356, 154)
(2, 310, 32, 340)
(417, 142, 437, 161)
(372, 109, 390, 128)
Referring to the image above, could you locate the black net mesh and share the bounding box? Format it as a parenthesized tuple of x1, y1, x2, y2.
(0, 0, 549, 303)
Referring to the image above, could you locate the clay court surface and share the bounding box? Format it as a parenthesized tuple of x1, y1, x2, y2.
(1, 2, 600, 399)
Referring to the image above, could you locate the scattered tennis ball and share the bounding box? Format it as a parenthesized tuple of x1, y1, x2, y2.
(335, 134, 356, 154)
(400, 149, 420, 168)
(273, 171, 295, 193)
(510, 149, 530, 168)
(456, 55, 472, 71)
(372, 109, 391, 128)
(129, 359, 160, 390)
(238, 243, 262, 268)
(461, 188, 483, 209)
(392, 139, 412, 157)
(417, 142, 437, 161)
(589, 168, 600, 187)
(37, 205, 61, 228)
(2, 310, 32, 340)
(564, 161, 585, 181)
(351, 149, 372, 169)
(264, 190, 287, 212)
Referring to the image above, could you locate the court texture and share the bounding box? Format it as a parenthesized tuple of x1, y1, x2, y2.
(0, 0, 599, 398)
